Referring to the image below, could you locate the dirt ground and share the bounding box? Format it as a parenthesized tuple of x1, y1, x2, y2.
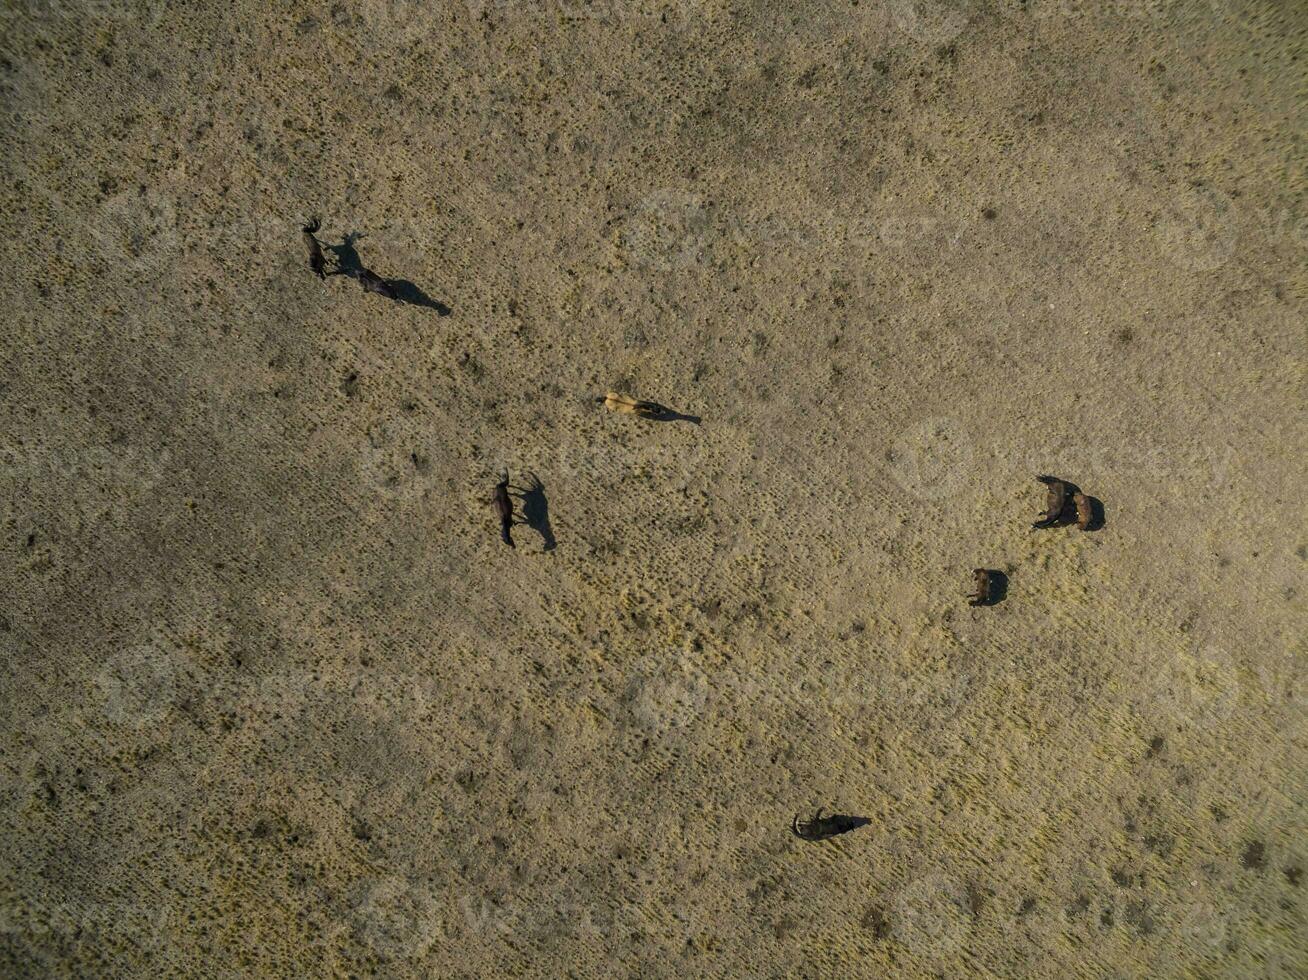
(1, 0, 1305, 976)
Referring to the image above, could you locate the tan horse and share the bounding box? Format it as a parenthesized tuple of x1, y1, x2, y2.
(595, 391, 669, 419)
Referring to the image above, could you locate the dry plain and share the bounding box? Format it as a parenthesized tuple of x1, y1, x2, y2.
(1, 0, 1305, 976)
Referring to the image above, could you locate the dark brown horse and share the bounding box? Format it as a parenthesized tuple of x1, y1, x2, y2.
(791, 809, 870, 842)
(492, 473, 515, 547)
(1032, 475, 1068, 529)
(302, 217, 327, 280)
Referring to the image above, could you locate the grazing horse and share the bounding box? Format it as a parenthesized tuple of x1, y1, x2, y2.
(1074, 492, 1093, 530)
(596, 391, 670, 419)
(302, 217, 328, 280)
(1031, 475, 1068, 529)
(791, 809, 870, 842)
(492, 472, 516, 548)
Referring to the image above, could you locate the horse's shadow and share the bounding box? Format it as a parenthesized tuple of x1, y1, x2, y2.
(792, 810, 871, 842)
(327, 231, 451, 314)
(511, 472, 556, 552)
(646, 406, 702, 425)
